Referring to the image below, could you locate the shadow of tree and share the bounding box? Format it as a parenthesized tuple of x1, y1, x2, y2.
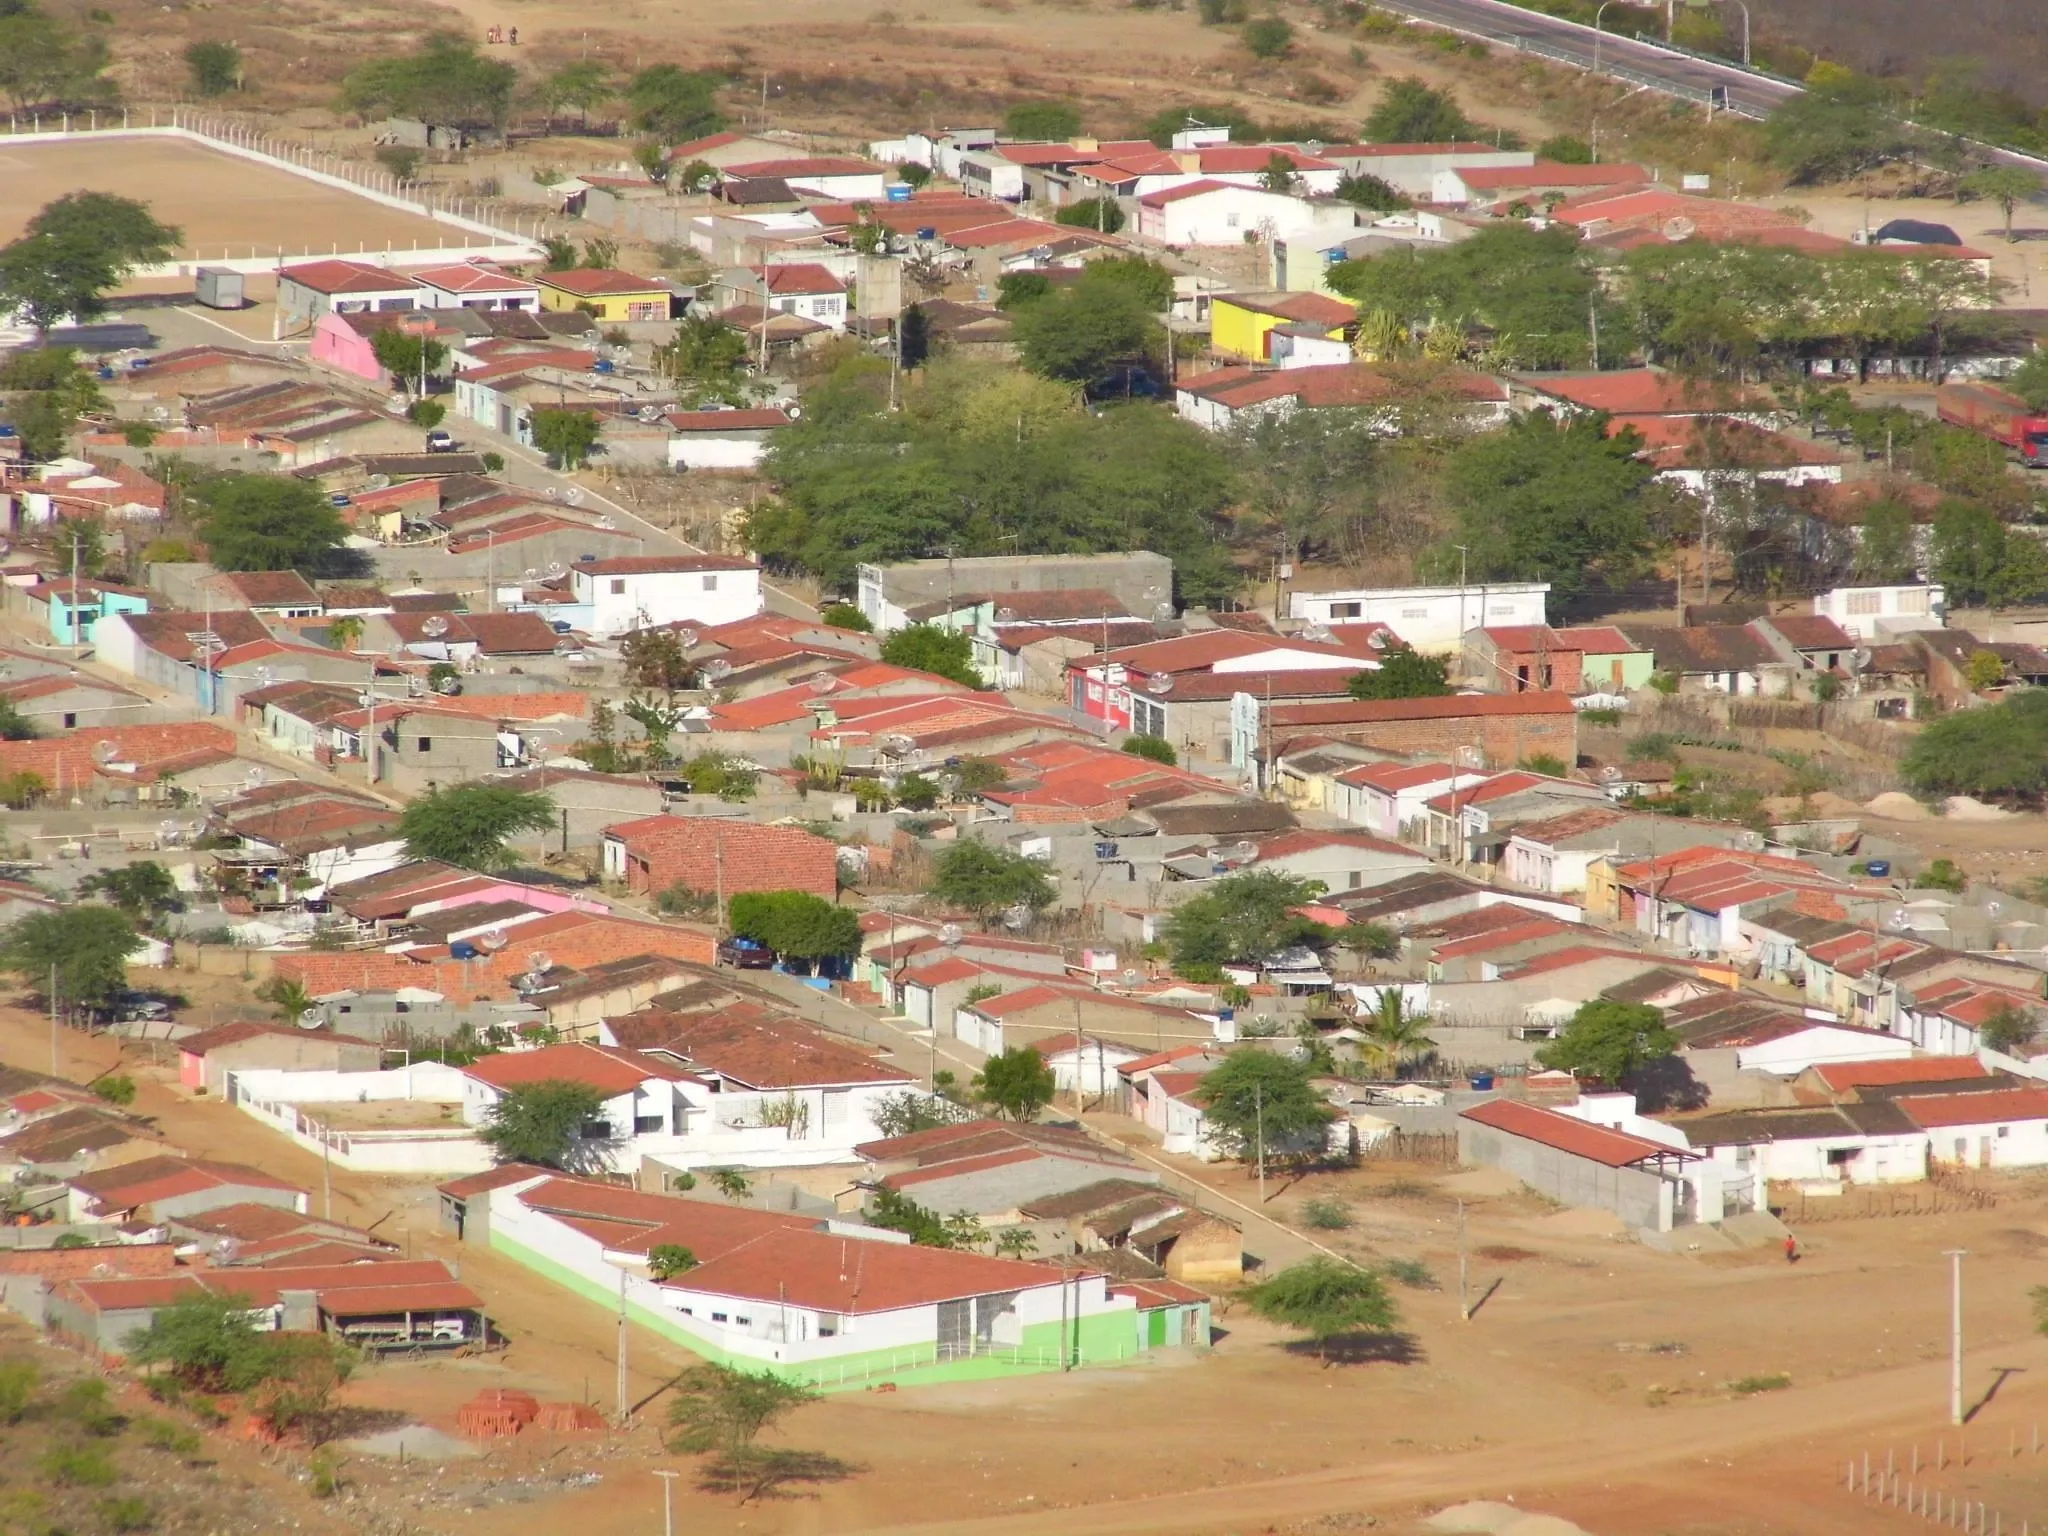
(696, 1448, 863, 1504)
(1281, 1331, 1425, 1368)
(299, 1405, 412, 1447)
(1628, 1054, 1708, 1113)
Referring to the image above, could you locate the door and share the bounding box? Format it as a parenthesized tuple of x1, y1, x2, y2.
(936, 1299, 972, 1359)
(1147, 1309, 1168, 1348)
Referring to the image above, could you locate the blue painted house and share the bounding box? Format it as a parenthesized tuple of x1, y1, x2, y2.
(30, 580, 150, 646)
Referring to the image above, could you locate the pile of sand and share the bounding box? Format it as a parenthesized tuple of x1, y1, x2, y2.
(1864, 791, 1932, 821)
(1763, 791, 1865, 820)
(1943, 795, 2017, 821)
(1429, 1504, 1591, 1536)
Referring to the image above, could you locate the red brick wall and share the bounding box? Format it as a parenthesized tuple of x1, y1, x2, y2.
(1495, 649, 1585, 695)
(619, 821, 838, 900)
(277, 918, 715, 999)
(1317, 711, 1578, 767)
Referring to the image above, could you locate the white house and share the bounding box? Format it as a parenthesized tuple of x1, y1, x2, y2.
(666, 408, 791, 471)
(275, 260, 423, 326)
(1326, 761, 1483, 840)
(1900, 1087, 2048, 1170)
(563, 553, 764, 637)
(715, 264, 849, 332)
(723, 157, 888, 201)
(1030, 1036, 1148, 1098)
(1320, 142, 1534, 197)
(483, 1175, 1170, 1383)
(1136, 181, 1356, 248)
(412, 264, 542, 312)
(1290, 583, 1550, 652)
(1812, 583, 1947, 641)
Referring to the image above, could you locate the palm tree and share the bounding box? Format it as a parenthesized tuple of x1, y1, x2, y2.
(260, 978, 314, 1025)
(1361, 990, 1435, 1078)
(1351, 307, 1410, 362)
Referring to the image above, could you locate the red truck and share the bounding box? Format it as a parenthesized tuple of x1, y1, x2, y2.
(1937, 382, 2048, 467)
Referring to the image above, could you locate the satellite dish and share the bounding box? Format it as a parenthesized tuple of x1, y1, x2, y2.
(527, 950, 553, 974)
(1890, 908, 1910, 929)
(565, 488, 584, 506)
(545, 487, 560, 501)
(1987, 900, 2003, 917)
(996, 607, 1018, 622)
(523, 567, 540, 582)
(1854, 648, 1872, 667)
(149, 404, 171, 423)
(245, 766, 266, 787)
(553, 638, 579, 655)
(1001, 903, 1031, 932)
(297, 1007, 326, 1030)
(810, 672, 839, 695)
(358, 691, 376, 708)
(1144, 673, 1173, 695)
(1662, 216, 1697, 241)
(677, 628, 698, 649)
(594, 516, 615, 531)
(1153, 602, 1174, 622)
(368, 475, 392, 491)
(386, 395, 409, 415)
(939, 923, 963, 947)
(546, 561, 567, 579)
(637, 405, 659, 423)
(434, 673, 463, 694)
(91, 740, 118, 765)
(1601, 765, 1622, 782)
(702, 659, 732, 681)
(421, 615, 450, 637)
(1120, 968, 1142, 988)
(158, 818, 180, 838)
(478, 928, 508, 952)
(1304, 623, 1334, 643)
(1367, 630, 1389, 651)
(882, 733, 916, 753)
(1231, 840, 1258, 861)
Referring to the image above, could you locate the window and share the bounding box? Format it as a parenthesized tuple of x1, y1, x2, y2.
(711, 1311, 727, 1323)
(703, 574, 718, 591)
(416, 737, 431, 752)
(817, 1315, 838, 1337)
(1998, 1125, 2011, 1138)
(1225, 212, 1240, 228)
(1401, 606, 1429, 619)
(1900, 590, 1929, 614)
(680, 1306, 694, 1315)
(634, 1114, 664, 1135)
(577, 1119, 611, 1140)
(1329, 601, 1362, 619)
(62, 713, 76, 729)
(610, 578, 626, 595)
(733, 1315, 751, 1326)
(1848, 591, 1883, 615)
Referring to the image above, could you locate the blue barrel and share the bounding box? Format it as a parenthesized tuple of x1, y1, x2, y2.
(1469, 1071, 1495, 1091)
(886, 184, 913, 202)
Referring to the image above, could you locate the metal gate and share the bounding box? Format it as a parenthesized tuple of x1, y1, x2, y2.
(936, 1299, 972, 1359)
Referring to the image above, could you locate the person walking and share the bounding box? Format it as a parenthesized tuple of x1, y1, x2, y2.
(1784, 1233, 1799, 1264)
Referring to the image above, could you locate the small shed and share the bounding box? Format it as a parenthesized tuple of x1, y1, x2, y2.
(1457, 1099, 1699, 1232)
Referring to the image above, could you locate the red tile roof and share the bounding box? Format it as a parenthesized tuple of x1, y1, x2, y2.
(1812, 1056, 1992, 1091)
(462, 1042, 698, 1095)
(1894, 1087, 2048, 1130)
(282, 259, 413, 295)
(1522, 369, 1764, 416)
(1460, 1099, 1692, 1166)
(536, 268, 666, 296)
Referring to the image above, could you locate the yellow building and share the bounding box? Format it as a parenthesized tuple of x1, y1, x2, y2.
(1209, 291, 1355, 361)
(533, 268, 672, 323)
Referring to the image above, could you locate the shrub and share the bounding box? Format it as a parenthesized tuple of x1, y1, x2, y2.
(1121, 734, 1176, 766)
(0, 1359, 37, 1423)
(375, 145, 423, 181)
(100, 1496, 154, 1532)
(136, 1417, 201, 1455)
(1299, 1196, 1353, 1230)
(1381, 1257, 1438, 1289)
(1243, 14, 1294, 56)
(42, 1443, 119, 1486)
(1729, 1373, 1791, 1394)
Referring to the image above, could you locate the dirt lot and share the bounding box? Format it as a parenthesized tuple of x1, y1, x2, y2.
(0, 137, 455, 261)
(18, 977, 2048, 1535)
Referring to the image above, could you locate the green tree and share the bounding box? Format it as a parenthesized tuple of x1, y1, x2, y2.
(125, 1290, 264, 1391)
(0, 346, 107, 460)
(79, 862, 183, 926)
(1005, 100, 1081, 140)
(626, 64, 725, 141)
(1363, 77, 1474, 143)
(0, 2, 116, 115)
(340, 35, 516, 127)
(398, 782, 556, 869)
(1122, 735, 1176, 766)
(0, 906, 138, 1024)
(1446, 410, 1655, 597)
(620, 626, 696, 698)
(1194, 1049, 1336, 1165)
(0, 697, 35, 741)
(879, 622, 981, 685)
(931, 841, 1057, 922)
(1903, 691, 2048, 801)
(190, 472, 348, 573)
(647, 1243, 698, 1279)
(259, 977, 314, 1025)
(369, 329, 448, 394)
(1359, 989, 1434, 1075)
(666, 1362, 817, 1456)
(895, 772, 940, 810)
(1763, 72, 1915, 184)
(899, 302, 932, 371)
(1244, 1258, 1398, 1362)
(996, 271, 1053, 310)
(1054, 197, 1125, 234)
(1960, 165, 2043, 244)
(1980, 1003, 2040, 1054)
(898, 162, 932, 189)
(1853, 496, 1919, 582)
(479, 1079, 612, 1170)
(869, 1184, 972, 1245)
(92, 1074, 136, 1106)
(726, 890, 860, 964)
(871, 1090, 975, 1137)
(819, 602, 872, 632)
(1242, 14, 1293, 58)
(536, 59, 615, 127)
(1163, 870, 1334, 973)
(0, 193, 181, 340)
(1348, 644, 1452, 700)
(184, 40, 241, 97)
(1930, 498, 2007, 605)
(1333, 172, 1406, 212)
(1012, 279, 1160, 384)
(971, 1046, 1057, 1120)
(2009, 351, 2048, 411)
(1536, 999, 1678, 1084)
(1536, 134, 1592, 164)
(531, 407, 601, 469)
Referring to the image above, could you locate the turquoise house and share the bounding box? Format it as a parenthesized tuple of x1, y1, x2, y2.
(40, 581, 150, 646)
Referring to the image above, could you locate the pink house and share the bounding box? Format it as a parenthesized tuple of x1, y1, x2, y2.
(311, 310, 385, 384)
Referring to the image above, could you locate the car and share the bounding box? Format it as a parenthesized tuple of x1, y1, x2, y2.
(717, 937, 775, 970)
(424, 429, 457, 452)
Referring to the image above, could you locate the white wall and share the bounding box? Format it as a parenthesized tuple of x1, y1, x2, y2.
(572, 566, 764, 636)
(1927, 1115, 2048, 1170)
(1813, 584, 1946, 641)
(1290, 583, 1549, 651)
(668, 436, 769, 471)
(1734, 1027, 1912, 1076)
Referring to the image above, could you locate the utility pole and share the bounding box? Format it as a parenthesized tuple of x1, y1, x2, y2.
(322, 1133, 332, 1220)
(653, 1469, 679, 1536)
(69, 529, 80, 662)
(1254, 1082, 1266, 1205)
(1946, 1249, 1967, 1427)
(1458, 1199, 1470, 1319)
(616, 1264, 631, 1426)
(49, 962, 59, 1076)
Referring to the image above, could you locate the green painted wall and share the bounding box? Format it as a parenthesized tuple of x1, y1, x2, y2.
(488, 1227, 1167, 1392)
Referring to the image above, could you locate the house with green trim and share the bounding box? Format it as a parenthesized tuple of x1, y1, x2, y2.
(466, 1171, 1209, 1388)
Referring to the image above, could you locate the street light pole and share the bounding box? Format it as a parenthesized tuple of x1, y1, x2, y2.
(652, 1469, 679, 1536)
(1591, 0, 1619, 75)
(1945, 1249, 1967, 1426)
